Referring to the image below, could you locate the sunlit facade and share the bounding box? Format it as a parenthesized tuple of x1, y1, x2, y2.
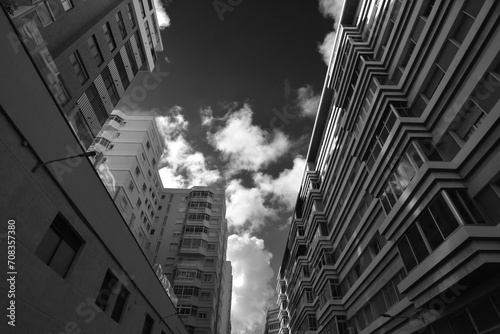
(88, 110, 164, 250)
(277, 0, 500, 333)
(7, 0, 163, 148)
(150, 187, 230, 334)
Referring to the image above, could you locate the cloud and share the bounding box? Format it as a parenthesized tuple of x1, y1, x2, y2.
(208, 104, 291, 175)
(227, 234, 275, 334)
(225, 179, 279, 232)
(296, 85, 321, 117)
(317, 0, 344, 65)
(156, 107, 221, 188)
(253, 156, 306, 210)
(225, 157, 306, 232)
(153, 0, 171, 29)
(319, 0, 344, 19)
(200, 106, 214, 127)
(318, 30, 337, 65)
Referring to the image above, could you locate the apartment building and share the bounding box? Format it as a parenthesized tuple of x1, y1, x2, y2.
(277, 0, 500, 333)
(150, 187, 230, 334)
(88, 110, 164, 250)
(219, 261, 233, 334)
(7, 0, 163, 148)
(264, 307, 281, 334)
(0, 10, 186, 333)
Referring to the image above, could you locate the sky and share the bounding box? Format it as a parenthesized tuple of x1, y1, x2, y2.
(119, 1, 344, 333)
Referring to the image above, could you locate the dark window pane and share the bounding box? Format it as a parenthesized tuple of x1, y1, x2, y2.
(401, 155, 416, 180)
(408, 144, 424, 167)
(398, 236, 418, 272)
(50, 241, 76, 277)
(431, 318, 454, 334)
(142, 314, 154, 334)
(383, 281, 399, 308)
(111, 286, 129, 322)
(450, 311, 477, 334)
(407, 225, 429, 263)
(429, 194, 459, 238)
(468, 297, 500, 332)
(418, 210, 444, 250)
(96, 271, 118, 311)
(371, 291, 387, 318)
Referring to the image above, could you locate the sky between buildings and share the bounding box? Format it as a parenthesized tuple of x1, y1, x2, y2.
(118, 1, 344, 333)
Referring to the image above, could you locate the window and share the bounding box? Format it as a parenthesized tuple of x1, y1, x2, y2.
(69, 51, 88, 84)
(115, 12, 127, 39)
(135, 166, 141, 176)
(36, 2, 55, 27)
(95, 270, 118, 311)
(207, 244, 216, 252)
(202, 274, 213, 282)
(87, 35, 103, 66)
(127, 2, 136, 27)
(35, 214, 82, 278)
(128, 180, 135, 192)
(102, 67, 119, 105)
(169, 243, 178, 250)
(136, 198, 142, 207)
(59, 0, 73, 11)
(146, 140, 151, 150)
(102, 22, 116, 51)
(205, 259, 215, 267)
(198, 312, 208, 319)
(200, 291, 211, 300)
(139, 0, 146, 18)
(142, 314, 154, 334)
(111, 285, 129, 322)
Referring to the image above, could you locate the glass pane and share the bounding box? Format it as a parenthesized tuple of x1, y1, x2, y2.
(408, 143, 424, 167)
(383, 281, 398, 309)
(389, 174, 404, 198)
(418, 210, 444, 250)
(450, 311, 477, 334)
(111, 287, 129, 322)
(429, 194, 459, 238)
(50, 241, 76, 277)
(397, 237, 418, 272)
(431, 318, 454, 334)
(401, 155, 416, 180)
(407, 225, 430, 263)
(371, 291, 387, 318)
(396, 164, 410, 190)
(36, 228, 61, 264)
(468, 297, 500, 332)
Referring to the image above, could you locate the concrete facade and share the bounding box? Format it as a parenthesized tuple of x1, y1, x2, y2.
(8, 0, 163, 148)
(264, 307, 280, 334)
(150, 187, 229, 334)
(276, 0, 500, 333)
(0, 9, 186, 334)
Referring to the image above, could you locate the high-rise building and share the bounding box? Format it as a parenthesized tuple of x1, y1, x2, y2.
(8, 0, 163, 148)
(89, 110, 164, 250)
(276, 0, 500, 333)
(151, 187, 230, 334)
(219, 261, 233, 334)
(0, 9, 186, 333)
(263, 307, 280, 334)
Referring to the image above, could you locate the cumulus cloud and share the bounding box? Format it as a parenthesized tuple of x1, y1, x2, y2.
(208, 104, 291, 175)
(200, 106, 214, 127)
(318, 30, 337, 65)
(317, 0, 344, 65)
(227, 234, 275, 334)
(156, 107, 221, 188)
(225, 157, 306, 232)
(153, 0, 171, 29)
(296, 85, 321, 117)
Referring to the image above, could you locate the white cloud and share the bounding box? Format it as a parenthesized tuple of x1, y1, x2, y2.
(227, 234, 275, 334)
(253, 156, 306, 210)
(156, 107, 221, 188)
(200, 106, 214, 127)
(208, 104, 291, 175)
(317, 0, 344, 65)
(296, 85, 321, 117)
(225, 157, 306, 232)
(319, 0, 344, 19)
(153, 0, 171, 29)
(225, 179, 278, 232)
(318, 30, 337, 65)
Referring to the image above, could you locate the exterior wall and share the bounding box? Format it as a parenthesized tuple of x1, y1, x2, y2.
(88, 110, 164, 251)
(0, 11, 186, 333)
(219, 261, 233, 334)
(7, 0, 163, 148)
(264, 307, 280, 334)
(277, 0, 500, 334)
(151, 187, 229, 334)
